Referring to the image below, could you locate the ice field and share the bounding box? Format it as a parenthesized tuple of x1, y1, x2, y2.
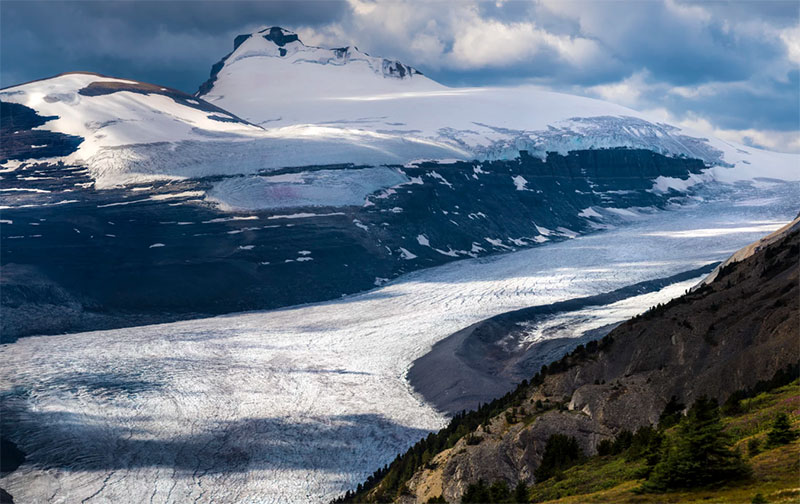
(1, 182, 797, 503)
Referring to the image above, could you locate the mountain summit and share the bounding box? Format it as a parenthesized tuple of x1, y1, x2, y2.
(191, 28, 798, 182)
(197, 26, 438, 104)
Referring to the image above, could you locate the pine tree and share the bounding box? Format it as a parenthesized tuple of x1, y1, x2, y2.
(642, 396, 751, 492)
(425, 495, 447, 503)
(747, 438, 761, 457)
(425, 495, 447, 504)
(658, 395, 685, 429)
(766, 412, 798, 447)
(513, 480, 529, 503)
(488, 481, 511, 502)
(534, 434, 584, 482)
(461, 480, 491, 503)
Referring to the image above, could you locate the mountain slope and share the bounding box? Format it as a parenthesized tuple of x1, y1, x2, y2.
(0, 72, 263, 187)
(0, 149, 718, 340)
(198, 28, 798, 185)
(341, 216, 800, 503)
(198, 26, 439, 104)
(0, 71, 461, 188)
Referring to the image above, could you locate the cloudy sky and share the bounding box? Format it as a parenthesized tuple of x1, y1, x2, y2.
(2, 0, 798, 152)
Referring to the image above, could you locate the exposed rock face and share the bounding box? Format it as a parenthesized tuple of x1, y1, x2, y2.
(0, 101, 82, 162)
(1, 149, 706, 340)
(547, 220, 800, 427)
(397, 219, 799, 503)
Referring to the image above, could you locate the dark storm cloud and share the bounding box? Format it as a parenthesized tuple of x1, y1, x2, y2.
(686, 0, 800, 27)
(1, 0, 797, 148)
(515, 0, 790, 86)
(0, 1, 348, 91)
(656, 71, 800, 132)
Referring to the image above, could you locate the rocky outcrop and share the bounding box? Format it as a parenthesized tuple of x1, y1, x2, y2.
(0, 101, 82, 162)
(544, 219, 800, 426)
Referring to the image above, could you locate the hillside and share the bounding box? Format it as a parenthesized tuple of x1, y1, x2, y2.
(339, 217, 800, 503)
(524, 379, 799, 504)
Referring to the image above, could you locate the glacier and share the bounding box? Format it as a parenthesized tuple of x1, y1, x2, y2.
(1, 181, 797, 503)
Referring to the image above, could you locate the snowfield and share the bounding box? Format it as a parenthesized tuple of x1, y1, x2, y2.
(205, 167, 409, 211)
(1, 183, 797, 503)
(2, 28, 798, 191)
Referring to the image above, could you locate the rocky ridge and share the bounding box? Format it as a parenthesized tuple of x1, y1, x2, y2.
(345, 216, 800, 503)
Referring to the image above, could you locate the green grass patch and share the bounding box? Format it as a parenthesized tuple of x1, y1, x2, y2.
(529, 456, 646, 502)
(725, 381, 800, 441)
(546, 440, 799, 503)
(531, 381, 799, 503)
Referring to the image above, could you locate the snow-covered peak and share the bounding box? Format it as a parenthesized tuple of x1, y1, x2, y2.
(192, 28, 799, 185)
(196, 26, 442, 115)
(0, 72, 264, 186)
(257, 26, 301, 46)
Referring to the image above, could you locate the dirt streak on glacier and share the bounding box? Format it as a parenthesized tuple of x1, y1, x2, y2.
(0, 183, 797, 504)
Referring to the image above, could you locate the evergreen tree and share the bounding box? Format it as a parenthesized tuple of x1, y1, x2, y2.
(747, 438, 761, 457)
(513, 481, 529, 503)
(766, 412, 798, 447)
(642, 396, 751, 492)
(489, 481, 511, 502)
(658, 395, 685, 429)
(721, 390, 746, 416)
(597, 438, 614, 456)
(461, 480, 492, 503)
(534, 434, 584, 482)
(628, 425, 664, 463)
(425, 496, 447, 503)
(462, 479, 527, 503)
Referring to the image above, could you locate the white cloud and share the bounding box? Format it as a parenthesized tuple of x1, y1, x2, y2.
(301, 0, 603, 71)
(663, 0, 712, 24)
(644, 107, 800, 154)
(781, 24, 800, 64)
(450, 18, 544, 67)
(585, 71, 651, 107)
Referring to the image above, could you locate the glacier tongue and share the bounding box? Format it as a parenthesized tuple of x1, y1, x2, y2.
(1, 183, 797, 504)
(205, 167, 409, 211)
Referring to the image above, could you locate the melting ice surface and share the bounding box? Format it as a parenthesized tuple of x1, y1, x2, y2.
(1, 182, 798, 503)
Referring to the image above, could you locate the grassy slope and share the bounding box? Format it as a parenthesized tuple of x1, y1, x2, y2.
(530, 381, 800, 504)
